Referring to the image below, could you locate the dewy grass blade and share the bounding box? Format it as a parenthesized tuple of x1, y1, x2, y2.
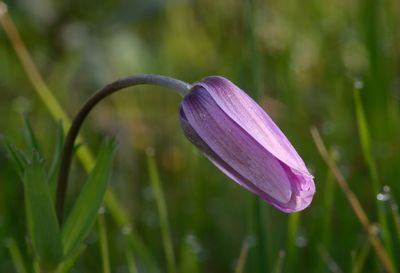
(311, 127, 395, 273)
(273, 251, 286, 273)
(179, 236, 201, 273)
(5, 238, 29, 273)
(62, 138, 116, 256)
(47, 122, 64, 199)
(22, 114, 41, 154)
(243, 0, 270, 270)
(388, 193, 400, 242)
(23, 152, 63, 270)
(353, 88, 396, 269)
(146, 150, 177, 273)
(351, 240, 370, 273)
(286, 212, 299, 271)
(125, 246, 139, 273)
(234, 240, 249, 273)
(0, 5, 156, 270)
(4, 140, 28, 179)
(55, 245, 87, 273)
(98, 211, 111, 273)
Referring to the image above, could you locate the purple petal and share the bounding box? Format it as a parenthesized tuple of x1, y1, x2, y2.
(179, 76, 315, 212)
(196, 77, 311, 178)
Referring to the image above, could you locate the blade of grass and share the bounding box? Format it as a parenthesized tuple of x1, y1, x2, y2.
(47, 122, 64, 199)
(318, 245, 343, 273)
(125, 246, 139, 273)
(3, 140, 28, 179)
(24, 151, 63, 270)
(388, 191, 400, 242)
(242, 0, 268, 271)
(252, 198, 267, 273)
(273, 250, 286, 273)
(234, 239, 250, 273)
(22, 114, 41, 154)
(351, 240, 370, 273)
(286, 212, 299, 272)
(0, 5, 156, 270)
(316, 170, 336, 272)
(55, 245, 87, 273)
(146, 149, 177, 273)
(353, 87, 395, 268)
(108, 198, 159, 272)
(321, 171, 335, 246)
(98, 211, 111, 273)
(62, 138, 116, 256)
(179, 235, 201, 273)
(310, 127, 395, 273)
(5, 238, 29, 273)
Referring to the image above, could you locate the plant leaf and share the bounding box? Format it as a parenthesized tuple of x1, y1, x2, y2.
(3, 139, 28, 179)
(62, 138, 116, 256)
(22, 114, 41, 153)
(23, 151, 63, 270)
(47, 121, 64, 199)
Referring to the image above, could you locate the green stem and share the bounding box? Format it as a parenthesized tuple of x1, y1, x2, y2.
(56, 74, 191, 225)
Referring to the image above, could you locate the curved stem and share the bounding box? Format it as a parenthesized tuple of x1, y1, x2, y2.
(56, 74, 191, 225)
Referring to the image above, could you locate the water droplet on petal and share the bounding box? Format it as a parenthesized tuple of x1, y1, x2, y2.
(199, 113, 207, 120)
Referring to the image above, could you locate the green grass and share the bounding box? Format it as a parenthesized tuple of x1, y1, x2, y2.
(1, 0, 400, 272)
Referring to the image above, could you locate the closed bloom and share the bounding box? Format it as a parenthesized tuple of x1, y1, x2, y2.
(179, 76, 315, 213)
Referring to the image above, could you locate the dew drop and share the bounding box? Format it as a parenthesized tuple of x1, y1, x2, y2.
(185, 234, 202, 254)
(377, 193, 389, 202)
(370, 223, 381, 236)
(142, 186, 154, 201)
(354, 79, 364, 89)
(121, 225, 132, 235)
(246, 235, 257, 248)
(199, 113, 207, 120)
(295, 235, 307, 248)
(145, 147, 155, 157)
(383, 185, 391, 193)
(12, 96, 32, 113)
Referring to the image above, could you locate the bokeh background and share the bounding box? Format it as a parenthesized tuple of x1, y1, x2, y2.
(1, 0, 400, 272)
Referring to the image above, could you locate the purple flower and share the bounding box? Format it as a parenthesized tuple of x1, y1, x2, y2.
(179, 76, 315, 213)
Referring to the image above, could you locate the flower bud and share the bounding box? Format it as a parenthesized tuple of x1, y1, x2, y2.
(179, 76, 315, 213)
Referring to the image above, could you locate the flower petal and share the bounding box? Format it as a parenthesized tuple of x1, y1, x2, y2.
(180, 87, 293, 204)
(195, 76, 312, 178)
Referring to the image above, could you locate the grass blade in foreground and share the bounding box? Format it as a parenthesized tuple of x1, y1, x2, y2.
(24, 152, 63, 270)
(62, 138, 116, 256)
(147, 150, 177, 273)
(353, 88, 395, 268)
(4, 140, 28, 179)
(0, 7, 157, 269)
(47, 122, 65, 199)
(5, 238, 29, 273)
(55, 245, 86, 273)
(310, 127, 395, 273)
(98, 211, 111, 273)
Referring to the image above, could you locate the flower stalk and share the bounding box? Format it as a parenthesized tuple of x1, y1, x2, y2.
(56, 74, 190, 225)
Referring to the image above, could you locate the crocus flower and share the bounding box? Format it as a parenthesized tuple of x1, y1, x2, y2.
(179, 76, 315, 213)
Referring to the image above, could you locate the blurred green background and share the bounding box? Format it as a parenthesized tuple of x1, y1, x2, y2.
(1, 0, 400, 272)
